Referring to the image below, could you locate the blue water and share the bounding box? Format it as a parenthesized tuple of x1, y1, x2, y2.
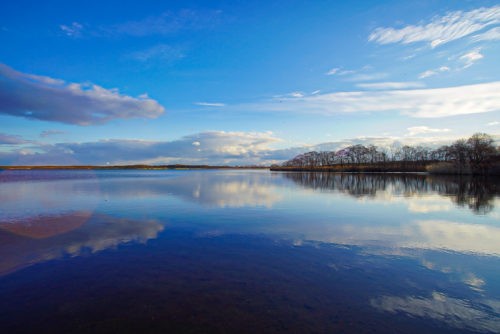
(0, 170, 499, 333)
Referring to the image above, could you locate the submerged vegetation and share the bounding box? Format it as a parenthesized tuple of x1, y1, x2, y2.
(273, 133, 500, 175)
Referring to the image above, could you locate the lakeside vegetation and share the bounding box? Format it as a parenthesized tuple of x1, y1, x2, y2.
(271, 133, 500, 175)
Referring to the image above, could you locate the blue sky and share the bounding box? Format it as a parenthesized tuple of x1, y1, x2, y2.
(1, 0, 499, 165)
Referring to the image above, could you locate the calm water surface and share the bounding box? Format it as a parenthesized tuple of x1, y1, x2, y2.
(0, 170, 499, 333)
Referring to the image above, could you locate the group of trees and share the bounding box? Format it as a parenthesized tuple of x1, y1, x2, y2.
(281, 133, 499, 174)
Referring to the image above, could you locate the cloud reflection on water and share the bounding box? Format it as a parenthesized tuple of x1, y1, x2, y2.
(159, 172, 283, 207)
(315, 219, 500, 256)
(371, 292, 500, 333)
(0, 212, 163, 276)
(0, 170, 283, 211)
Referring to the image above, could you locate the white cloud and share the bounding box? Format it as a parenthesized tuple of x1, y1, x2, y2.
(419, 66, 450, 79)
(326, 68, 340, 75)
(419, 70, 437, 79)
(289, 91, 304, 98)
(0, 131, 282, 166)
(357, 81, 424, 90)
(325, 67, 358, 76)
(0, 64, 165, 125)
(487, 121, 499, 126)
(460, 48, 484, 68)
(407, 126, 450, 136)
(60, 22, 83, 37)
(239, 81, 500, 118)
(369, 5, 500, 47)
(194, 102, 226, 107)
(473, 26, 500, 41)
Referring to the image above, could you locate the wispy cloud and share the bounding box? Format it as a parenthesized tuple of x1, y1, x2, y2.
(369, 5, 500, 48)
(473, 26, 500, 41)
(127, 44, 184, 63)
(326, 67, 340, 75)
(288, 92, 304, 98)
(407, 126, 450, 136)
(0, 133, 31, 145)
(418, 66, 450, 79)
(60, 22, 83, 37)
(345, 73, 388, 82)
(325, 67, 356, 76)
(325, 66, 381, 81)
(40, 130, 66, 138)
(103, 9, 223, 37)
(325, 66, 371, 77)
(194, 102, 225, 107)
(487, 121, 499, 126)
(357, 81, 424, 90)
(0, 64, 165, 125)
(237, 81, 500, 118)
(459, 48, 483, 68)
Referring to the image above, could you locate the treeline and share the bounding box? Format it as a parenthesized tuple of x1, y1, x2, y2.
(276, 133, 499, 174)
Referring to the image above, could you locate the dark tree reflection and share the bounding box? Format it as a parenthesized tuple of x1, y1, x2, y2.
(281, 173, 499, 214)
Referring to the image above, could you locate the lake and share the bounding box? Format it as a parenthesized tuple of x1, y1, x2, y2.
(0, 170, 499, 333)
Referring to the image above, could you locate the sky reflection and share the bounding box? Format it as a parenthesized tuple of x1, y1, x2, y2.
(0, 212, 163, 276)
(0, 170, 499, 333)
(371, 292, 500, 333)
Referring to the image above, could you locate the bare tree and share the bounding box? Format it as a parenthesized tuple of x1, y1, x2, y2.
(279, 133, 498, 174)
(467, 133, 496, 173)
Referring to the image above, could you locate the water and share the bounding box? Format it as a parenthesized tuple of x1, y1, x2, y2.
(0, 170, 499, 333)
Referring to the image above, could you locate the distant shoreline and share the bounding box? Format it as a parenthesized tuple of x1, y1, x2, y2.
(0, 165, 269, 170)
(1, 163, 498, 175)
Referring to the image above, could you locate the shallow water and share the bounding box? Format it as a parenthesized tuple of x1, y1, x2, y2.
(0, 170, 499, 333)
